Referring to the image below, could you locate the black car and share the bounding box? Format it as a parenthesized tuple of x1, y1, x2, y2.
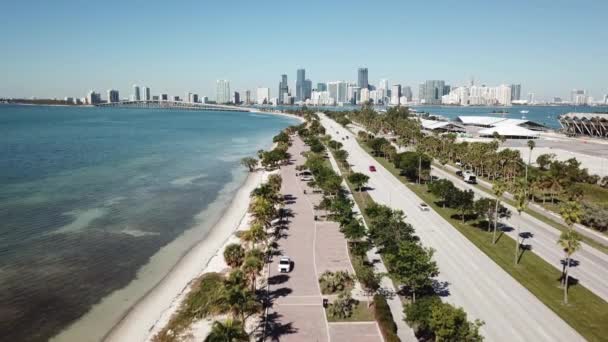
(456, 170, 463, 177)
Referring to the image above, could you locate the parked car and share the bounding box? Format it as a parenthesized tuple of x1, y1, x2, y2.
(418, 203, 430, 211)
(369, 165, 376, 172)
(455, 161, 463, 167)
(278, 257, 292, 273)
(455, 170, 463, 177)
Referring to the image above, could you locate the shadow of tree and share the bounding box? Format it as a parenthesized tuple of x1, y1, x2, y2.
(257, 311, 297, 342)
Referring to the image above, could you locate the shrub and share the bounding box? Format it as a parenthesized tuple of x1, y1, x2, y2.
(319, 271, 354, 294)
(373, 294, 400, 342)
(328, 292, 357, 319)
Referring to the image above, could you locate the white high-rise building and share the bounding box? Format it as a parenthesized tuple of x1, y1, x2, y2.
(391, 84, 401, 105)
(142, 86, 151, 101)
(360, 88, 370, 103)
(378, 79, 389, 91)
(216, 80, 231, 103)
(496, 84, 512, 106)
(256, 87, 270, 104)
(327, 81, 348, 104)
(347, 85, 360, 104)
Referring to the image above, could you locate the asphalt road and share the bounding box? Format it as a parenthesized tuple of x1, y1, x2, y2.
(320, 113, 584, 342)
(431, 165, 608, 302)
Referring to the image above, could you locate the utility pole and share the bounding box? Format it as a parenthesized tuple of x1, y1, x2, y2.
(418, 154, 422, 184)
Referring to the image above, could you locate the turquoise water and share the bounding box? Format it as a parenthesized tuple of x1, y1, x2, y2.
(0, 105, 297, 341)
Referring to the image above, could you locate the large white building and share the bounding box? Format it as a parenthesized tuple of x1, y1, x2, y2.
(442, 84, 512, 106)
(391, 84, 401, 105)
(216, 80, 231, 104)
(256, 87, 270, 105)
(327, 81, 348, 104)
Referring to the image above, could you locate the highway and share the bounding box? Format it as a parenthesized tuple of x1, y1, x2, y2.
(430, 165, 608, 302)
(320, 113, 584, 342)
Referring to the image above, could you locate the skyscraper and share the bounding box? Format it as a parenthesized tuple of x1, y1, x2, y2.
(278, 74, 289, 104)
(216, 80, 230, 104)
(419, 80, 445, 105)
(257, 87, 270, 105)
(296, 69, 305, 101)
(233, 91, 240, 104)
(357, 68, 369, 90)
(107, 89, 119, 103)
(304, 79, 312, 101)
(510, 84, 521, 101)
(86, 90, 101, 105)
(142, 86, 151, 101)
(245, 90, 251, 104)
(391, 85, 401, 105)
(317, 83, 327, 92)
(133, 85, 141, 101)
(402, 86, 413, 102)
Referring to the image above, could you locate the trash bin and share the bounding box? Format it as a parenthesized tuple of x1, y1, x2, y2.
(314, 215, 318, 221)
(322, 298, 328, 308)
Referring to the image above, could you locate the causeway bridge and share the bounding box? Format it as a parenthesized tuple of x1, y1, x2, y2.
(96, 100, 251, 112)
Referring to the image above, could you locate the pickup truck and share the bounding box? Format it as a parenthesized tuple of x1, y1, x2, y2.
(278, 257, 292, 273)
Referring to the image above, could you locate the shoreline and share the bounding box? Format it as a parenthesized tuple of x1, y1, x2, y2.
(103, 169, 268, 341)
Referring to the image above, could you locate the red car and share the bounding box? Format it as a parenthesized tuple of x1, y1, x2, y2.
(369, 165, 376, 172)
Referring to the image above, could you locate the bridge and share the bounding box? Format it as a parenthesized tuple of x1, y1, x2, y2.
(96, 100, 251, 112)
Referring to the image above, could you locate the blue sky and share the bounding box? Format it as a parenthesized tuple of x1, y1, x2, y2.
(1, 0, 606, 100)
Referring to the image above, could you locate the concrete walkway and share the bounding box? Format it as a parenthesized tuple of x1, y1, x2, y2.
(265, 135, 381, 342)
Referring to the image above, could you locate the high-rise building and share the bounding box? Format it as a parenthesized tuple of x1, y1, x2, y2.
(192, 94, 199, 103)
(511, 84, 521, 101)
(245, 90, 251, 104)
(378, 79, 389, 91)
(571, 89, 588, 105)
(173, 96, 180, 101)
(603, 94, 608, 104)
(419, 80, 445, 105)
(257, 87, 270, 104)
(317, 83, 327, 92)
(216, 80, 230, 104)
(202, 96, 209, 103)
(360, 88, 370, 103)
(86, 90, 101, 105)
(186, 92, 193, 103)
(142, 87, 151, 101)
(327, 81, 348, 104)
(391, 84, 401, 105)
(496, 85, 512, 106)
(107, 89, 119, 103)
(528, 92, 535, 104)
(304, 79, 312, 101)
(357, 68, 369, 90)
(278, 74, 289, 104)
(233, 91, 240, 104)
(161, 94, 168, 101)
(296, 69, 306, 102)
(133, 85, 141, 101)
(347, 85, 361, 104)
(402, 86, 413, 102)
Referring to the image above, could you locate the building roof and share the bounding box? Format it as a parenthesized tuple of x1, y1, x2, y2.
(478, 125, 540, 138)
(559, 112, 608, 121)
(420, 119, 466, 132)
(456, 116, 546, 130)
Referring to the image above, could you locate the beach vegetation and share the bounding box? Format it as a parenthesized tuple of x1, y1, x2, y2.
(224, 243, 245, 268)
(318, 270, 354, 294)
(240, 157, 258, 172)
(204, 319, 249, 342)
(327, 292, 357, 319)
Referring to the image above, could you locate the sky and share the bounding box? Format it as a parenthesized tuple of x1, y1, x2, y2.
(1, 0, 607, 101)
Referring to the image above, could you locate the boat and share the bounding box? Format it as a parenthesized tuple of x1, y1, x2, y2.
(520, 110, 529, 114)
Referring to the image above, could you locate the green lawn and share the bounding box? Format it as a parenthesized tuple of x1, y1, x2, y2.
(433, 162, 608, 253)
(326, 300, 375, 322)
(359, 141, 608, 342)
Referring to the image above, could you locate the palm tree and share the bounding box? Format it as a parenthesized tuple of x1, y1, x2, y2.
(242, 254, 264, 291)
(559, 201, 583, 228)
(237, 223, 266, 249)
(224, 243, 245, 268)
(205, 319, 249, 342)
(525, 140, 536, 185)
(514, 184, 528, 264)
(557, 230, 582, 304)
(492, 180, 507, 244)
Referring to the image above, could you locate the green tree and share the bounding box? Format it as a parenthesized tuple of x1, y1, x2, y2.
(348, 172, 370, 191)
(386, 240, 439, 302)
(429, 302, 484, 342)
(204, 319, 249, 342)
(514, 185, 529, 264)
(428, 179, 456, 208)
(557, 230, 582, 304)
(242, 253, 264, 291)
(474, 198, 496, 231)
(327, 292, 356, 319)
(525, 140, 536, 184)
(240, 157, 258, 172)
(340, 218, 366, 241)
(223, 243, 245, 268)
(492, 180, 507, 244)
(559, 201, 583, 228)
(454, 189, 475, 223)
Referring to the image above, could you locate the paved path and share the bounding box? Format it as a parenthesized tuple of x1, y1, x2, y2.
(265, 136, 381, 342)
(321, 113, 584, 342)
(431, 165, 608, 302)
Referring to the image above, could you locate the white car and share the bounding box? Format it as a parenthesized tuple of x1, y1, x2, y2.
(418, 203, 430, 211)
(278, 257, 291, 273)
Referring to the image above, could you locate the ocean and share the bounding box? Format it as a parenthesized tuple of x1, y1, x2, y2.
(0, 105, 297, 341)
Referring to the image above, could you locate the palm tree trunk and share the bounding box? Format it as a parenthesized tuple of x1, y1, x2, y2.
(515, 214, 521, 264)
(493, 200, 500, 244)
(564, 256, 570, 304)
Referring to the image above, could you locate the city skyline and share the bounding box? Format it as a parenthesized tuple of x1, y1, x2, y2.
(1, 0, 607, 100)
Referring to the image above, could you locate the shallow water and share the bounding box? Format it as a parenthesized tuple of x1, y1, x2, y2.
(0, 105, 297, 341)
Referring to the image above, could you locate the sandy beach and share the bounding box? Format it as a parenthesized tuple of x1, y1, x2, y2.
(102, 169, 270, 342)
